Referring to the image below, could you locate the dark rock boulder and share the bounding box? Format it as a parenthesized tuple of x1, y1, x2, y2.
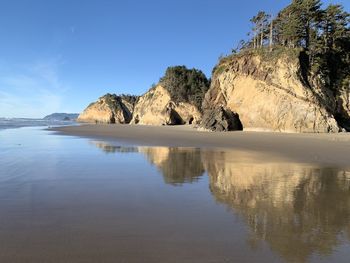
(200, 107, 243, 132)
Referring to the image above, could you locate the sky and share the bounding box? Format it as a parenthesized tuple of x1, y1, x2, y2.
(0, 0, 349, 118)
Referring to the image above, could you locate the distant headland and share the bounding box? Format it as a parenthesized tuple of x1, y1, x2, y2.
(44, 113, 79, 121)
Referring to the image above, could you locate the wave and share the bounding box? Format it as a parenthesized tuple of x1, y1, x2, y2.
(0, 118, 76, 130)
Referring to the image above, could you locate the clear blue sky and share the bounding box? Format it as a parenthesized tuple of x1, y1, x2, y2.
(0, 0, 349, 118)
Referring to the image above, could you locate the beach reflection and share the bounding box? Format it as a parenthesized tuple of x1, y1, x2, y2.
(90, 141, 138, 153)
(90, 141, 204, 185)
(203, 150, 350, 262)
(91, 141, 350, 262)
(139, 147, 204, 185)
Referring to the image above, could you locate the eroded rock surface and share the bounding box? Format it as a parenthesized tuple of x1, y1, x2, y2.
(78, 94, 137, 124)
(203, 52, 345, 132)
(130, 85, 202, 125)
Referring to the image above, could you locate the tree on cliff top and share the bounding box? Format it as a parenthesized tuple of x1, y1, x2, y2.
(250, 11, 271, 48)
(159, 66, 210, 110)
(244, 0, 349, 92)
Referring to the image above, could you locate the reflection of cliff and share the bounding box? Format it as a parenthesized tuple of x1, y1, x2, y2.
(91, 141, 204, 185)
(139, 147, 204, 185)
(202, 151, 350, 263)
(89, 140, 350, 262)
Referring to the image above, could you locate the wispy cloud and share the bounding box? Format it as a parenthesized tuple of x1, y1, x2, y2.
(0, 58, 68, 118)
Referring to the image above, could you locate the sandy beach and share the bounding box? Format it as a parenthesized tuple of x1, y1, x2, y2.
(52, 124, 350, 168)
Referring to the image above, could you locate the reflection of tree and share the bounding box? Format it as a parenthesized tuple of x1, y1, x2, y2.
(139, 147, 204, 185)
(90, 141, 138, 154)
(202, 151, 350, 263)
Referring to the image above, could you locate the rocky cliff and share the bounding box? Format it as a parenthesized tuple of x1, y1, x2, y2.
(130, 66, 210, 125)
(130, 85, 202, 125)
(77, 94, 137, 124)
(336, 87, 350, 130)
(203, 50, 349, 133)
(78, 51, 349, 133)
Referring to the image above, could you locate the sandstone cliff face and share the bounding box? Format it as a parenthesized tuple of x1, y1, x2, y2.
(130, 85, 202, 125)
(78, 94, 136, 124)
(336, 87, 350, 130)
(203, 52, 345, 132)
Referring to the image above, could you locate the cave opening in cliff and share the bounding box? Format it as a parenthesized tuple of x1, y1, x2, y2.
(167, 109, 185, 125)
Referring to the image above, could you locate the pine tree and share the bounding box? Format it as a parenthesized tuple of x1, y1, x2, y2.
(250, 11, 270, 48)
(243, 0, 349, 93)
(296, 0, 322, 50)
(274, 3, 303, 47)
(318, 4, 350, 91)
(322, 4, 349, 51)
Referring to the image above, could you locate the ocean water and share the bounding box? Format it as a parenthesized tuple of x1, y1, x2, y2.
(0, 118, 76, 130)
(1, 127, 350, 262)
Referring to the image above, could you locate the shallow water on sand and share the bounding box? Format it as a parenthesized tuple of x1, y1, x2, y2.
(1, 127, 350, 263)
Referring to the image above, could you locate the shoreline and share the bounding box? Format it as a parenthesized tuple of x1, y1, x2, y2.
(50, 124, 350, 168)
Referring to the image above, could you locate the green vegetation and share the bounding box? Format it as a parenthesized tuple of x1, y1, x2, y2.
(102, 93, 138, 106)
(216, 46, 302, 70)
(99, 93, 138, 114)
(101, 94, 120, 110)
(213, 64, 228, 76)
(159, 66, 210, 110)
(242, 0, 350, 92)
(119, 94, 139, 106)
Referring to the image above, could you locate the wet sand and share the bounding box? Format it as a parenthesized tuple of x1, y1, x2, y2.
(2, 127, 350, 262)
(52, 124, 350, 168)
